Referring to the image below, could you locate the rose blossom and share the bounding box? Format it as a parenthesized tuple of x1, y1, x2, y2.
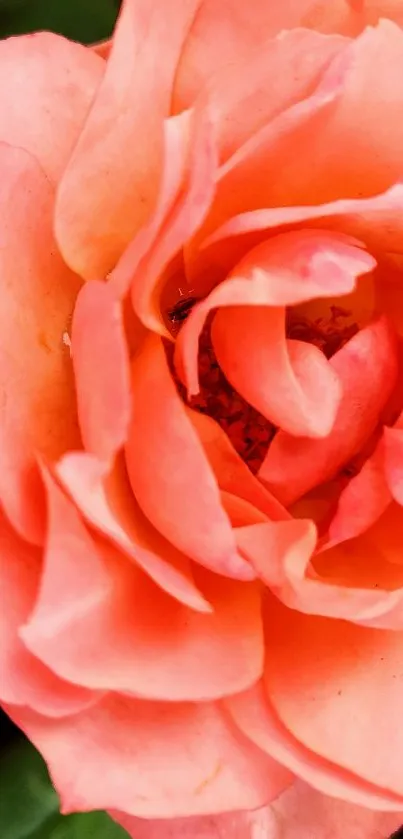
(0, 0, 403, 837)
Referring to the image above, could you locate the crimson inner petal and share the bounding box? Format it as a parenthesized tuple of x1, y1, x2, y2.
(166, 303, 359, 475)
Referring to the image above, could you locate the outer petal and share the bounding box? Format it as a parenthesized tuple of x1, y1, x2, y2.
(6, 696, 293, 818)
(0, 33, 104, 182)
(126, 335, 255, 580)
(263, 597, 403, 797)
(71, 281, 131, 461)
(259, 318, 399, 505)
(0, 144, 81, 544)
(22, 467, 264, 701)
(176, 230, 375, 437)
(56, 453, 213, 614)
(55, 0, 201, 279)
(0, 508, 99, 717)
(111, 785, 403, 839)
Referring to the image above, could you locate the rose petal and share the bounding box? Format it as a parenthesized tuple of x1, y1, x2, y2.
(383, 423, 403, 505)
(110, 788, 403, 839)
(259, 318, 399, 505)
(226, 676, 403, 811)
(176, 230, 374, 437)
(55, 0, 201, 279)
(6, 696, 292, 818)
(187, 409, 288, 521)
(71, 281, 131, 461)
(263, 597, 403, 796)
(0, 144, 81, 544)
(56, 452, 213, 614)
(23, 471, 264, 700)
(126, 335, 255, 581)
(0, 33, 104, 182)
(0, 508, 98, 717)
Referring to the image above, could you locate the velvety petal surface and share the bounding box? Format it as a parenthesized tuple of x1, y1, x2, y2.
(6, 696, 293, 818)
(260, 318, 399, 505)
(0, 144, 81, 543)
(55, 0, 201, 278)
(126, 335, 255, 580)
(0, 33, 104, 182)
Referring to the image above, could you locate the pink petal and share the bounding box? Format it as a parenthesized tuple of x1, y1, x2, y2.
(0, 144, 81, 544)
(176, 230, 374, 437)
(55, 0, 201, 279)
(237, 515, 403, 630)
(111, 792, 403, 839)
(259, 318, 399, 505)
(90, 39, 111, 59)
(0, 508, 98, 717)
(127, 100, 217, 335)
(263, 596, 403, 797)
(7, 696, 292, 818)
(194, 183, 403, 287)
(71, 281, 131, 461)
(126, 335, 255, 581)
(0, 33, 104, 182)
(23, 469, 264, 700)
(188, 409, 288, 521)
(56, 452, 212, 614)
(226, 677, 403, 810)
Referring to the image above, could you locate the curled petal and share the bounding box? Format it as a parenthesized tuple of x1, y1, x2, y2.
(260, 318, 399, 505)
(6, 696, 292, 818)
(0, 508, 98, 717)
(72, 282, 131, 461)
(176, 230, 374, 437)
(0, 144, 81, 543)
(383, 420, 403, 505)
(0, 33, 104, 182)
(126, 335, 255, 580)
(22, 469, 264, 701)
(55, 0, 201, 278)
(56, 452, 212, 613)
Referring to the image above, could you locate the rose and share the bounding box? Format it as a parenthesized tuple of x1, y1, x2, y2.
(1, 1, 403, 838)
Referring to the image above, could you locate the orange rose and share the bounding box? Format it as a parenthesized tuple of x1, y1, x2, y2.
(1, 1, 403, 837)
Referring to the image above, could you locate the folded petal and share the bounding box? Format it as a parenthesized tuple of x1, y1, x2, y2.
(126, 335, 255, 580)
(383, 416, 403, 505)
(263, 596, 403, 797)
(0, 508, 98, 717)
(55, 0, 201, 279)
(7, 696, 292, 818)
(56, 453, 212, 613)
(260, 318, 399, 505)
(0, 144, 81, 543)
(0, 33, 104, 182)
(71, 281, 131, 461)
(176, 230, 374, 437)
(23, 469, 264, 700)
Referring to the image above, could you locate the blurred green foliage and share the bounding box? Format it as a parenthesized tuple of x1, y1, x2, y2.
(0, 0, 120, 42)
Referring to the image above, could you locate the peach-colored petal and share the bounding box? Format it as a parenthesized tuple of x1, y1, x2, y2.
(188, 409, 288, 521)
(383, 424, 403, 505)
(111, 789, 403, 839)
(0, 33, 104, 182)
(260, 318, 399, 505)
(125, 100, 217, 335)
(0, 508, 99, 717)
(126, 335, 255, 580)
(236, 517, 403, 629)
(90, 39, 111, 59)
(0, 144, 81, 544)
(56, 452, 212, 613)
(71, 282, 131, 461)
(263, 597, 403, 796)
(176, 230, 374, 438)
(6, 695, 292, 818)
(194, 183, 403, 287)
(188, 21, 403, 265)
(23, 471, 264, 700)
(55, 0, 201, 279)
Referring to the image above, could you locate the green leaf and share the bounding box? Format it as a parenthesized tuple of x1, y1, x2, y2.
(0, 737, 129, 839)
(0, 0, 120, 43)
